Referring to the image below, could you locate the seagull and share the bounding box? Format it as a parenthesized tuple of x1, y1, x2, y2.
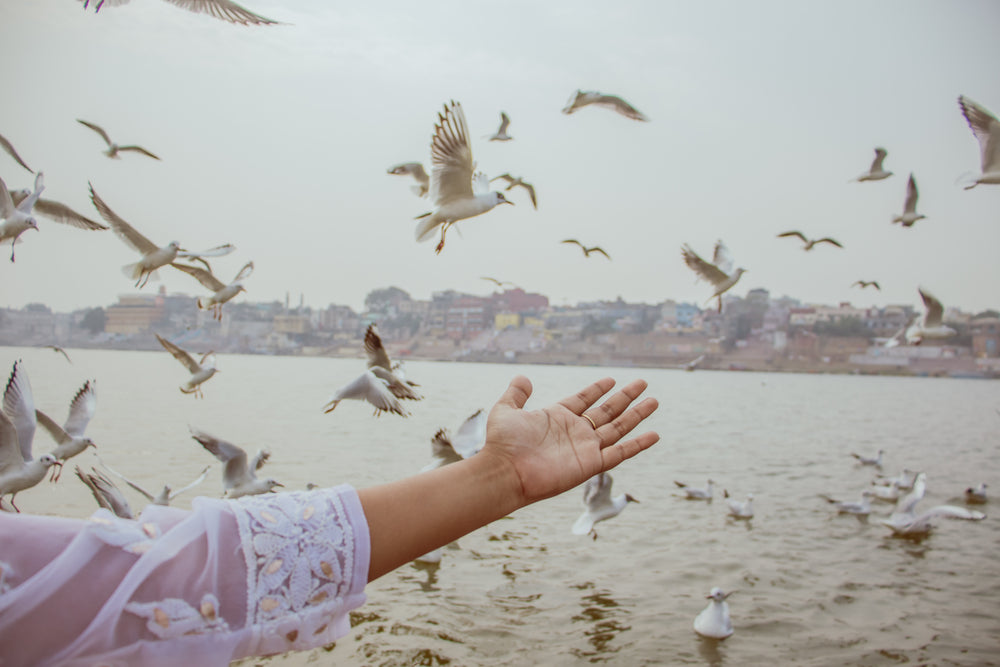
(487, 111, 513, 141)
(414, 101, 513, 254)
(852, 147, 893, 181)
(883, 315, 919, 349)
(189, 426, 282, 499)
(561, 239, 610, 260)
(561, 90, 648, 121)
(480, 276, 520, 290)
(571, 472, 638, 539)
(96, 455, 210, 507)
(89, 184, 234, 287)
(681, 241, 746, 313)
(723, 490, 754, 519)
(420, 429, 464, 473)
(694, 588, 734, 640)
(10, 187, 107, 231)
(850, 449, 883, 467)
(870, 481, 902, 503)
(957, 95, 1000, 189)
(674, 479, 713, 500)
(388, 162, 430, 197)
(322, 369, 408, 417)
(155, 334, 218, 398)
(905, 288, 956, 345)
(0, 133, 34, 173)
(0, 362, 61, 512)
(881, 473, 986, 538)
(35, 379, 98, 481)
(489, 174, 537, 209)
(75, 466, 134, 519)
(852, 280, 881, 291)
(172, 260, 253, 321)
(364, 324, 422, 401)
(77, 119, 160, 161)
(822, 489, 874, 516)
(0, 172, 44, 262)
(446, 408, 486, 459)
(79, 0, 280, 26)
(45, 345, 72, 363)
(964, 483, 987, 505)
(874, 469, 916, 491)
(776, 231, 843, 251)
(892, 174, 925, 227)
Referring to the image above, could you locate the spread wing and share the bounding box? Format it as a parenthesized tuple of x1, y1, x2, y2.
(452, 408, 486, 458)
(232, 260, 254, 283)
(168, 465, 211, 500)
(682, 245, 729, 286)
(582, 472, 612, 508)
(870, 147, 888, 172)
(94, 453, 155, 502)
(25, 197, 108, 230)
(815, 238, 843, 248)
(0, 133, 34, 173)
(117, 145, 161, 160)
(64, 380, 97, 437)
(155, 334, 201, 373)
(35, 409, 72, 446)
(902, 174, 919, 214)
(599, 94, 648, 121)
(162, 0, 281, 25)
(958, 95, 1000, 172)
(497, 111, 511, 134)
(711, 240, 734, 274)
(171, 262, 226, 291)
(519, 181, 537, 209)
(77, 119, 113, 147)
(89, 183, 159, 254)
(918, 288, 944, 327)
(777, 231, 807, 243)
(429, 100, 475, 206)
(0, 176, 18, 219)
(189, 426, 253, 487)
(76, 466, 134, 519)
(428, 429, 463, 466)
(0, 407, 24, 475)
(2, 361, 36, 463)
(364, 324, 393, 371)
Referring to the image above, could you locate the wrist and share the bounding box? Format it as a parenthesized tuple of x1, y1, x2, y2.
(466, 448, 526, 518)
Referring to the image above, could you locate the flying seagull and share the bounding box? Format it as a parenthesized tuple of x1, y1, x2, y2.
(10, 187, 107, 231)
(77, 119, 160, 161)
(561, 238, 610, 259)
(681, 241, 746, 313)
(414, 101, 513, 254)
(35, 379, 98, 480)
(0, 133, 34, 173)
(172, 260, 253, 320)
(905, 288, 956, 345)
(79, 0, 280, 26)
(880, 473, 985, 538)
(0, 172, 44, 262)
(561, 90, 648, 121)
(776, 231, 843, 251)
(189, 426, 282, 498)
(420, 428, 465, 473)
(489, 174, 537, 209)
(322, 369, 407, 417)
(571, 472, 638, 539)
(0, 362, 61, 511)
(487, 111, 513, 141)
(852, 147, 893, 181)
(364, 324, 422, 401)
(892, 174, 925, 227)
(155, 334, 218, 398)
(852, 280, 881, 290)
(388, 162, 430, 197)
(75, 465, 134, 519)
(957, 95, 1000, 189)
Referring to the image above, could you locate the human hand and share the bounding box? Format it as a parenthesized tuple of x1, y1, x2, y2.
(480, 375, 659, 508)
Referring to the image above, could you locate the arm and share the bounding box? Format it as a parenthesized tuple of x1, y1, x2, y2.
(358, 375, 659, 581)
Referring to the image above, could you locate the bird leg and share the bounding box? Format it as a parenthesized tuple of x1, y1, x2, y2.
(9, 494, 20, 513)
(435, 222, 453, 254)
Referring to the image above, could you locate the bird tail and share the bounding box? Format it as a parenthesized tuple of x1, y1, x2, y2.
(572, 513, 595, 536)
(415, 216, 439, 242)
(121, 262, 144, 280)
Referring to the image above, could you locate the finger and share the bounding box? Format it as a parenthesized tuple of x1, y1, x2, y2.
(602, 431, 660, 470)
(496, 375, 533, 410)
(558, 377, 615, 415)
(584, 379, 648, 427)
(596, 397, 658, 445)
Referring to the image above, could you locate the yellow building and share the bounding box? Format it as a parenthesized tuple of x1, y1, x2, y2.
(494, 312, 521, 330)
(105, 294, 165, 335)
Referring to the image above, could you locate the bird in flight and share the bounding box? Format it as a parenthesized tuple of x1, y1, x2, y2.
(0, 173, 44, 262)
(957, 95, 1000, 190)
(387, 162, 430, 197)
(155, 334, 218, 398)
(490, 173, 537, 209)
(561, 238, 610, 259)
(892, 174, 925, 227)
(681, 241, 746, 313)
(78, 0, 279, 26)
(905, 288, 956, 345)
(851, 280, 881, 290)
(77, 120, 160, 161)
(852, 147, 892, 182)
(10, 186, 107, 232)
(189, 426, 282, 499)
(364, 324, 422, 402)
(561, 90, 648, 121)
(487, 111, 513, 141)
(776, 231, 843, 251)
(172, 260, 253, 321)
(0, 133, 34, 173)
(481, 276, 520, 290)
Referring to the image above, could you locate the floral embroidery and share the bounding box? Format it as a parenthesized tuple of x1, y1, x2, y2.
(125, 593, 228, 639)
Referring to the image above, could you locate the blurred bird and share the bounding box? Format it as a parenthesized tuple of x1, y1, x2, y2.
(76, 119, 160, 161)
(561, 238, 610, 259)
(674, 478, 714, 500)
(10, 187, 107, 231)
(487, 111, 513, 141)
(964, 483, 987, 505)
(172, 260, 253, 321)
(852, 280, 881, 291)
(850, 449, 883, 467)
(322, 369, 407, 417)
(414, 101, 513, 254)
(155, 334, 218, 398)
(681, 241, 746, 313)
(694, 587, 735, 640)
(420, 429, 464, 473)
(79, 0, 280, 26)
(892, 174, 925, 226)
(723, 490, 754, 519)
(35, 379, 98, 481)
(0, 133, 34, 173)
(364, 324, 422, 401)
(852, 147, 892, 181)
(874, 468, 916, 491)
(75, 465, 134, 519)
(490, 174, 537, 209)
(561, 90, 648, 121)
(387, 162, 430, 197)
(776, 231, 843, 251)
(0, 362, 61, 511)
(957, 95, 1000, 189)
(189, 426, 282, 498)
(572, 472, 638, 539)
(97, 455, 210, 507)
(45, 345, 72, 363)
(870, 481, 902, 503)
(0, 172, 44, 262)
(681, 354, 705, 372)
(881, 473, 986, 538)
(822, 489, 874, 516)
(481, 276, 520, 290)
(905, 288, 956, 345)
(443, 408, 486, 459)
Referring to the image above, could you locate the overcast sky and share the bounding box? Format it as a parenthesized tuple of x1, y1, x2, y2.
(2, 0, 998, 316)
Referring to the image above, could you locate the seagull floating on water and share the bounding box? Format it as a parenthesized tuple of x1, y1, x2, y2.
(35, 379, 98, 481)
(870, 481, 902, 503)
(892, 174, 925, 227)
(388, 162, 430, 197)
(822, 489, 874, 516)
(964, 483, 987, 505)
(155, 334, 218, 398)
(77, 119, 160, 161)
(572, 472, 638, 539)
(0, 133, 34, 173)
(776, 231, 843, 251)
(561, 90, 648, 121)
(852, 147, 892, 182)
(79, 0, 280, 25)
(190, 426, 281, 498)
(487, 111, 513, 141)
(414, 101, 513, 254)
(874, 468, 916, 491)
(850, 449, 883, 467)
(489, 174, 537, 209)
(172, 260, 253, 321)
(674, 478, 713, 500)
(0, 173, 44, 262)
(0, 362, 61, 511)
(682, 241, 746, 313)
(723, 490, 754, 519)
(881, 472, 986, 538)
(694, 588, 734, 640)
(905, 288, 956, 345)
(561, 238, 610, 260)
(957, 95, 1000, 189)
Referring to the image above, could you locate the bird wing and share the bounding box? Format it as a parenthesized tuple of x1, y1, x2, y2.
(481, 276, 503, 286)
(561, 239, 584, 250)
(76, 466, 134, 519)
(497, 111, 511, 134)
(588, 246, 611, 259)
(89, 184, 159, 254)
(178, 243, 237, 260)
(489, 173, 514, 185)
(63, 380, 97, 437)
(452, 408, 486, 458)
(169, 465, 211, 500)
(171, 262, 225, 291)
(162, 0, 280, 25)
(26, 197, 108, 230)
(903, 174, 919, 214)
(429, 101, 475, 206)
(0, 133, 34, 173)
(711, 240, 734, 274)
(93, 453, 155, 501)
(816, 238, 843, 248)
(2, 361, 36, 463)
(682, 245, 729, 286)
(77, 119, 113, 147)
(918, 505, 986, 522)
(561, 89, 585, 114)
(519, 182, 537, 209)
(870, 147, 888, 172)
(0, 176, 16, 219)
(249, 449, 270, 472)
(189, 426, 253, 487)
(958, 96, 1000, 172)
(116, 145, 161, 160)
(777, 231, 807, 243)
(893, 474, 926, 515)
(0, 408, 24, 475)
(429, 429, 463, 466)
(327, 371, 407, 416)
(918, 288, 944, 327)
(364, 324, 393, 371)
(599, 94, 648, 121)
(232, 260, 254, 283)
(583, 472, 612, 508)
(35, 409, 72, 446)
(156, 334, 201, 373)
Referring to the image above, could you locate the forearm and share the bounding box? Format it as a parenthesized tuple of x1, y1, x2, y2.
(358, 451, 522, 581)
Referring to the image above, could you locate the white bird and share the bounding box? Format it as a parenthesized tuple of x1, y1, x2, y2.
(674, 478, 714, 500)
(189, 426, 281, 498)
(853, 147, 893, 181)
(414, 101, 513, 254)
(682, 354, 705, 372)
(172, 260, 253, 321)
(487, 111, 513, 141)
(892, 174, 925, 227)
(906, 288, 956, 345)
(34, 379, 98, 481)
(776, 231, 843, 251)
(681, 241, 746, 313)
(957, 95, 1000, 189)
(572, 472, 638, 539)
(155, 334, 218, 398)
(96, 454, 210, 507)
(89, 184, 235, 287)
(870, 481, 902, 503)
(881, 473, 986, 538)
(723, 490, 754, 519)
(450, 408, 487, 458)
(322, 369, 408, 417)
(850, 449, 883, 467)
(561, 90, 648, 121)
(822, 489, 874, 516)
(0, 132, 34, 173)
(75, 466, 135, 519)
(420, 429, 464, 473)
(964, 483, 987, 505)
(77, 119, 160, 161)
(693, 587, 734, 640)
(79, 0, 280, 26)
(883, 315, 920, 349)
(0, 172, 44, 262)
(10, 187, 107, 232)
(0, 362, 61, 512)
(489, 174, 537, 209)
(388, 162, 430, 197)
(874, 468, 916, 491)
(364, 324, 422, 401)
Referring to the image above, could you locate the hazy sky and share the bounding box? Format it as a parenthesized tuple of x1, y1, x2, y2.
(2, 0, 998, 315)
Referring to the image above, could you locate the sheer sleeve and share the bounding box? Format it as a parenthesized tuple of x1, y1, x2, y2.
(0, 485, 370, 667)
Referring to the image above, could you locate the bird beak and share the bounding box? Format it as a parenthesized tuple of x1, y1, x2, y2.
(626, 494, 639, 503)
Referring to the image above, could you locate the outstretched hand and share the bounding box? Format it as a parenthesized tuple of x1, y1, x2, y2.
(481, 376, 659, 507)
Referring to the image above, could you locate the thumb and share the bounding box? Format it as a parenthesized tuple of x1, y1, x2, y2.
(496, 375, 532, 410)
